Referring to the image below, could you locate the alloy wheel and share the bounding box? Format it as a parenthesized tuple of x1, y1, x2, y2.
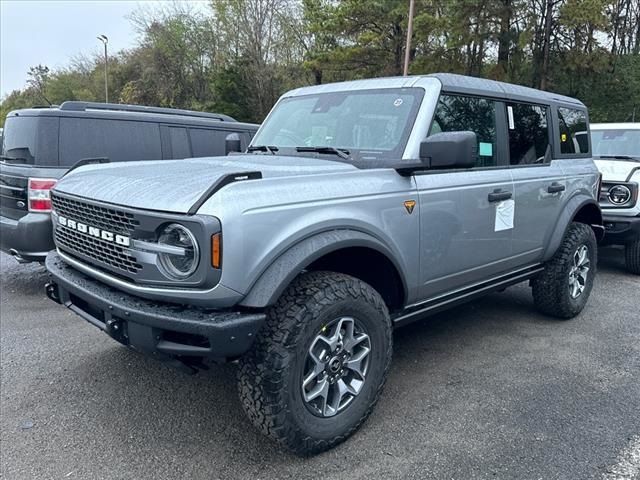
(568, 244, 590, 299)
(302, 317, 371, 417)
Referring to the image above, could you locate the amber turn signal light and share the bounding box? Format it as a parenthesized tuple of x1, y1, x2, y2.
(211, 233, 222, 269)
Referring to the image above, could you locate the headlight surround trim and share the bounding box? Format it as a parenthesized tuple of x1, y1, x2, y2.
(608, 184, 632, 205)
(599, 181, 639, 209)
(156, 223, 201, 280)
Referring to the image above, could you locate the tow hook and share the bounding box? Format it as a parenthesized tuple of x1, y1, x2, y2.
(44, 282, 61, 304)
(105, 318, 127, 345)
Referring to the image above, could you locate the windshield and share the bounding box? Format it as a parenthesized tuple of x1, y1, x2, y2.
(591, 128, 640, 159)
(251, 88, 424, 164)
(1, 116, 39, 164)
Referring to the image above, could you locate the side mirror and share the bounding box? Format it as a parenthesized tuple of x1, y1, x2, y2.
(420, 131, 478, 169)
(395, 131, 478, 176)
(225, 133, 242, 155)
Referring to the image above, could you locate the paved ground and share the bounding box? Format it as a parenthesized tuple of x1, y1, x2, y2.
(1, 249, 639, 480)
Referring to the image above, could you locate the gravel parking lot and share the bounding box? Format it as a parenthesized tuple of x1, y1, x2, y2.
(1, 248, 638, 480)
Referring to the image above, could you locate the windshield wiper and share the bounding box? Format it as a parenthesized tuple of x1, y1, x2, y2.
(595, 155, 640, 162)
(247, 145, 279, 155)
(0, 155, 30, 165)
(295, 146, 351, 160)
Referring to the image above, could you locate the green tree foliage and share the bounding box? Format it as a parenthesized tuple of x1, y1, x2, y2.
(1, 0, 639, 127)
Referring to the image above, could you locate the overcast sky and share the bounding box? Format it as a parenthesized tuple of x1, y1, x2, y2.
(0, 0, 208, 98)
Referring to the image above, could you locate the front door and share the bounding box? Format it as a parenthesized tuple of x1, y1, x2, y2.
(415, 169, 514, 299)
(415, 93, 516, 300)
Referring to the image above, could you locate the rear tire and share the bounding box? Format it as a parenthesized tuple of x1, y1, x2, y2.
(532, 222, 597, 319)
(624, 239, 640, 275)
(237, 271, 392, 455)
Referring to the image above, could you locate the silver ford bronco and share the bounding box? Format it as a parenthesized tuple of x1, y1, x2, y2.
(45, 74, 604, 455)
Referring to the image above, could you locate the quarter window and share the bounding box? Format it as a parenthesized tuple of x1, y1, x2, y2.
(507, 103, 549, 165)
(558, 108, 589, 154)
(430, 95, 497, 167)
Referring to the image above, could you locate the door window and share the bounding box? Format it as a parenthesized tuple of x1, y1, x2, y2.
(59, 118, 162, 166)
(507, 103, 550, 165)
(429, 94, 497, 167)
(168, 127, 191, 159)
(558, 108, 589, 154)
(189, 128, 227, 157)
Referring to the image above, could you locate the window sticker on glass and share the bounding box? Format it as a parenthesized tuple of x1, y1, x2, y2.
(393, 98, 404, 107)
(507, 106, 515, 130)
(479, 142, 493, 157)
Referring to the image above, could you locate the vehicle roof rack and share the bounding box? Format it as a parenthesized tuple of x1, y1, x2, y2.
(58, 101, 236, 122)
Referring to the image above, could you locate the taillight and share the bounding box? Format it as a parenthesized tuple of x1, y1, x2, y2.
(28, 178, 57, 212)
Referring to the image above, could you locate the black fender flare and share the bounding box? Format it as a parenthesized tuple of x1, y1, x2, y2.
(542, 195, 604, 262)
(239, 229, 408, 308)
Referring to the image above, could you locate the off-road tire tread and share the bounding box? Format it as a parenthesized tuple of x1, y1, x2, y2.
(237, 271, 392, 455)
(532, 222, 597, 319)
(625, 239, 640, 275)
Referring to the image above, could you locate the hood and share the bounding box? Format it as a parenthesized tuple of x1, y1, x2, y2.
(53, 155, 356, 214)
(594, 158, 640, 183)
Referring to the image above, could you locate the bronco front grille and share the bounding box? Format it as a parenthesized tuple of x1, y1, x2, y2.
(52, 194, 142, 274)
(51, 194, 140, 236)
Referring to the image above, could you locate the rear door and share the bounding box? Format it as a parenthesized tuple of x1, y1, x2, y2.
(415, 93, 515, 299)
(507, 102, 566, 264)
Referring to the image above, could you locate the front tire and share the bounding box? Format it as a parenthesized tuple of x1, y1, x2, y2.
(532, 222, 597, 319)
(625, 239, 640, 275)
(237, 271, 392, 455)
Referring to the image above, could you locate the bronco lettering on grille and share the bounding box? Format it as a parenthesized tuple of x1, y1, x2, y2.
(57, 215, 131, 247)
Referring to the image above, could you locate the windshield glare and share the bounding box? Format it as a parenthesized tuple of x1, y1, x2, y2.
(591, 128, 640, 158)
(251, 88, 424, 163)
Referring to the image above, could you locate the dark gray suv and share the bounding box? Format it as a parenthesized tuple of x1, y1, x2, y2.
(0, 102, 258, 263)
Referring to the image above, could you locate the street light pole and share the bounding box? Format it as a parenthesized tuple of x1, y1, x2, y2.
(403, 0, 415, 76)
(97, 34, 108, 103)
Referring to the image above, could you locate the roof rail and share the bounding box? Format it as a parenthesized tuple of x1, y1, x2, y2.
(58, 101, 236, 122)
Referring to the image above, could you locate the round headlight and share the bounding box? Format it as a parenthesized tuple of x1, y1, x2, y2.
(157, 223, 199, 279)
(608, 185, 632, 205)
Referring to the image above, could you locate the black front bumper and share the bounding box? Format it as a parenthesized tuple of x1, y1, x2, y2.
(601, 214, 640, 245)
(45, 252, 265, 364)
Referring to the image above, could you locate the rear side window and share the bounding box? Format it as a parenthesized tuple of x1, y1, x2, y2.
(189, 128, 227, 157)
(2, 116, 59, 166)
(59, 118, 162, 166)
(507, 103, 550, 165)
(2, 116, 38, 164)
(430, 94, 497, 167)
(558, 108, 589, 154)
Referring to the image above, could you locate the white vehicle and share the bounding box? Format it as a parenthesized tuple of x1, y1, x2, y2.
(590, 123, 640, 274)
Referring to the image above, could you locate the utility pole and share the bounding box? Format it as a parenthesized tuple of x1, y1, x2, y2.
(97, 34, 109, 103)
(403, 0, 416, 76)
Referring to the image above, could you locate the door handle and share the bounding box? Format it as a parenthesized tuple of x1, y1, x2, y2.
(547, 182, 566, 194)
(488, 189, 513, 202)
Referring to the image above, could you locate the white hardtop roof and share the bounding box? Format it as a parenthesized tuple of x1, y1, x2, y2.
(591, 123, 640, 130)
